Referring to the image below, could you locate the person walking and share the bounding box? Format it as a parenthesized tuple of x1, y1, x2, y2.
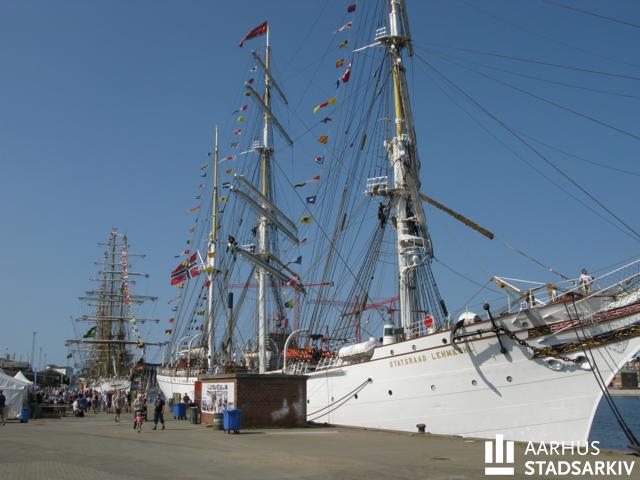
(113, 393, 124, 423)
(132, 394, 145, 431)
(0, 390, 6, 426)
(152, 395, 165, 430)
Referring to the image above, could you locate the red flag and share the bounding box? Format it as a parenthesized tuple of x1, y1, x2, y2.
(239, 21, 268, 47)
(347, 3, 357, 13)
(169, 318, 175, 324)
(341, 60, 352, 83)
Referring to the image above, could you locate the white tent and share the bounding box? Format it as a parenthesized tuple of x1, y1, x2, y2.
(0, 371, 29, 419)
(14, 371, 33, 386)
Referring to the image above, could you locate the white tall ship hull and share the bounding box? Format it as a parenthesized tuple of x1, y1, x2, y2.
(306, 297, 640, 443)
(156, 370, 198, 401)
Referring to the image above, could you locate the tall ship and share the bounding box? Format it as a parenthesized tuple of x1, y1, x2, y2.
(67, 230, 162, 392)
(293, 0, 640, 445)
(157, 20, 301, 399)
(161, 0, 640, 446)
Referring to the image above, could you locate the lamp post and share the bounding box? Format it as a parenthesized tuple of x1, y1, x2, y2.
(282, 329, 308, 373)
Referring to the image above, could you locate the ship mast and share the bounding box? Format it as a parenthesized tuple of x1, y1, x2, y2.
(207, 127, 220, 370)
(226, 24, 301, 373)
(257, 27, 272, 374)
(385, 0, 433, 332)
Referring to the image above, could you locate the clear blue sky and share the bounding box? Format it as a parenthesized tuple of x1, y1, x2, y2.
(1, 0, 638, 367)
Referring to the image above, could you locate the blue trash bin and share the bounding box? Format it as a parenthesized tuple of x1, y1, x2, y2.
(223, 408, 241, 434)
(173, 403, 187, 419)
(20, 406, 30, 423)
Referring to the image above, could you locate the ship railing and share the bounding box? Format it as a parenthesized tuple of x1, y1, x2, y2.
(487, 259, 640, 316)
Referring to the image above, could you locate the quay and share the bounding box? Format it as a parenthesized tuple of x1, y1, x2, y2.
(0, 414, 636, 479)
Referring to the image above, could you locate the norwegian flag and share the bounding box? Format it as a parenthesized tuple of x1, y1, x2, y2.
(170, 252, 200, 285)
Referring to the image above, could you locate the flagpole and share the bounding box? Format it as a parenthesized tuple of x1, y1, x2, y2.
(207, 126, 219, 371)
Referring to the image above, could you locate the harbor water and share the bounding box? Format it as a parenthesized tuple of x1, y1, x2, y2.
(589, 394, 640, 451)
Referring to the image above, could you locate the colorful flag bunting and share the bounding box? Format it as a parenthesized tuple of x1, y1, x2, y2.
(222, 182, 231, 189)
(313, 96, 336, 113)
(186, 239, 192, 245)
(243, 91, 251, 97)
(201, 172, 207, 177)
(199, 183, 205, 188)
(234, 129, 243, 136)
(225, 168, 234, 175)
(66, 353, 73, 359)
(239, 21, 268, 47)
(318, 135, 329, 144)
(204, 279, 211, 287)
(333, 21, 352, 34)
(347, 3, 357, 13)
(341, 59, 353, 83)
(188, 206, 200, 213)
(230, 142, 239, 148)
(200, 162, 209, 170)
(306, 195, 317, 204)
(189, 226, 196, 233)
(246, 78, 254, 84)
(300, 215, 313, 224)
(314, 155, 324, 164)
(250, 65, 258, 72)
(223, 155, 235, 162)
(237, 115, 246, 123)
(220, 196, 228, 203)
(284, 299, 294, 309)
(195, 194, 201, 200)
(298, 235, 308, 245)
(183, 250, 190, 255)
(171, 306, 178, 312)
(321, 117, 332, 123)
(294, 175, 320, 188)
(241, 104, 248, 111)
(165, 329, 173, 335)
(339, 40, 348, 49)
(169, 318, 175, 323)
(336, 58, 345, 68)
(83, 326, 97, 339)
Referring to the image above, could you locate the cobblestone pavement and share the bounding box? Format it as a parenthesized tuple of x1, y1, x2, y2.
(0, 414, 635, 479)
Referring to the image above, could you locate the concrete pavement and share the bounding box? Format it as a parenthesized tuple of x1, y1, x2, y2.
(0, 413, 636, 479)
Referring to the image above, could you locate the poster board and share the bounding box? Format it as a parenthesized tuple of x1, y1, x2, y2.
(201, 382, 235, 413)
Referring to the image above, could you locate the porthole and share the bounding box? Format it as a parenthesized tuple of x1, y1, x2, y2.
(390, 349, 394, 355)
(471, 380, 478, 386)
(388, 390, 393, 396)
(412, 344, 417, 351)
(506, 376, 513, 383)
(430, 385, 437, 391)
(521, 321, 529, 327)
(354, 394, 358, 399)
(442, 338, 448, 344)
(307, 399, 310, 404)
(331, 396, 334, 402)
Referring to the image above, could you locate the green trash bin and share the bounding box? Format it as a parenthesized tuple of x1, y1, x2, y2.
(188, 406, 200, 424)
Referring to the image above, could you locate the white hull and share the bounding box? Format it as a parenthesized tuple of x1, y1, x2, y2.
(306, 301, 640, 443)
(156, 371, 199, 401)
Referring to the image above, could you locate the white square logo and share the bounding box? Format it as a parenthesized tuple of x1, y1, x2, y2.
(485, 434, 515, 476)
